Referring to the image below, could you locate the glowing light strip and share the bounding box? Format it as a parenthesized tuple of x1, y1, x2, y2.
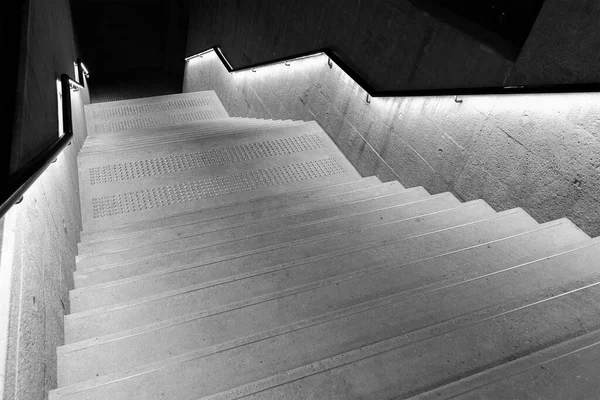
(68, 78, 84, 91)
(185, 46, 600, 98)
(185, 48, 217, 61)
(80, 62, 90, 77)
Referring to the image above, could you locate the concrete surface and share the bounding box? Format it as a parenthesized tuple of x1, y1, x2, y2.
(1, 0, 89, 398)
(186, 0, 514, 91)
(184, 51, 600, 237)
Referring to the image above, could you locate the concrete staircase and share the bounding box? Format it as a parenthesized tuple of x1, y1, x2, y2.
(51, 90, 600, 399)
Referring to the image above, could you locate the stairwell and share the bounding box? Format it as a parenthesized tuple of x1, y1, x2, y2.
(50, 90, 600, 399)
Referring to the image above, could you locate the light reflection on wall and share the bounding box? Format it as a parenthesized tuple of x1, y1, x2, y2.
(184, 49, 600, 236)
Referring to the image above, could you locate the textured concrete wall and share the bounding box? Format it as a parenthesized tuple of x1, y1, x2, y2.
(507, 0, 600, 85)
(186, 0, 514, 91)
(10, 0, 80, 173)
(0, 0, 88, 398)
(186, 0, 600, 89)
(184, 52, 599, 237)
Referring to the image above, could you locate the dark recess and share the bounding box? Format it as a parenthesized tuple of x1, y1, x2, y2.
(409, 0, 545, 60)
(70, 0, 189, 101)
(2, 0, 28, 183)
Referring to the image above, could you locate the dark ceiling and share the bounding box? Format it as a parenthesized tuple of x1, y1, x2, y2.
(70, 0, 188, 80)
(409, 0, 545, 59)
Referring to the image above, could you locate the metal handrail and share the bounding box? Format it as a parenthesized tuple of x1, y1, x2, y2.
(0, 62, 88, 219)
(186, 46, 600, 97)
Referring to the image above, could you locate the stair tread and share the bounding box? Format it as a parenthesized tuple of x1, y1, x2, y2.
(84, 90, 229, 135)
(77, 182, 406, 256)
(73, 198, 496, 288)
(80, 177, 382, 240)
(52, 240, 600, 397)
(58, 219, 589, 385)
(74, 183, 426, 269)
(66, 200, 498, 342)
(417, 328, 600, 400)
(80, 120, 304, 153)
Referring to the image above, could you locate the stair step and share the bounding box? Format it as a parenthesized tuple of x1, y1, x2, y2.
(71, 209, 548, 315)
(81, 118, 277, 149)
(67, 200, 497, 342)
(81, 157, 360, 232)
(80, 119, 303, 153)
(74, 184, 428, 269)
(84, 90, 229, 135)
(77, 181, 404, 256)
(79, 177, 382, 241)
(71, 188, 442, 309)
(73, 198, 493, 289)
(416, 328, 600, 399)
(57, 219, 586, 384)
(78, 121, 332, 169)
(78, 185, 438, 273)
(51, 240, 600, 398)
(80, 122, 360, 231)
(82, 117, 272, 145)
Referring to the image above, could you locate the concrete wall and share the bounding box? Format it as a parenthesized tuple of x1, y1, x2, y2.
(186, 0, 600, 90)
(183, 51, 599, 237)
(186, 0, 515, 91)
(10, 0, 82, 173)
(183, 0, 600, 237)
(0, 0, 89, 398)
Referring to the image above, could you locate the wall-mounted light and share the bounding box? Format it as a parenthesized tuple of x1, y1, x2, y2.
(80, 62, 90, 78)
(366, 93, 372, 104)
(68, 79, 84, 92)
(454, 95, 463, 103)
(285, 61, 291, 66)
(328, 58, 333, 69)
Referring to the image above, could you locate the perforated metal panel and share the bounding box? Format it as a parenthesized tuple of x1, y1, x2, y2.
(93, 109, 222, 134)
(92, 98, 214, 119)
(91, 158, 346, 218)
(88, 134, 326, 185)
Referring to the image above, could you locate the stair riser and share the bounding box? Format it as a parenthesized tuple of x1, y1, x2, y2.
(82, 120, 302, 153)
(78, 183, 407, 256)
(79, 177, 382, 241)
(70, 210, 545, 312)
(85, 90, 229, 135)
(83, 165, 360, 232)
(59, 221, 585, 383)
(75, 186, 434, 270)
(67, 202, 496, 341)
(55, 245, 600, 397)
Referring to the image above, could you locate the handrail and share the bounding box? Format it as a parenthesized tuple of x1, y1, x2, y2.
(0, 66, 88, 219)
(186, 46, 600, 98)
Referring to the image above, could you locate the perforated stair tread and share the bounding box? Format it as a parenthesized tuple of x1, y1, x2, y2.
(79, 122, 360, 231)
(80, 119, 304, 153)
(84, 90, 229, 135)
(79, 176, 383, 241)
(77, 181, 400, 256)
(74, 183, 420, 267)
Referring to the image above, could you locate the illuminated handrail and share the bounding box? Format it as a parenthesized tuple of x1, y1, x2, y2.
(186, 46, 600, 98)
(0, 68, 88, 219)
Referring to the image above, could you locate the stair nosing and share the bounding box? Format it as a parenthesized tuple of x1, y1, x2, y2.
(62, 217, 576, 353)
(54, 239, 600, 397)
(68, 204, 517, 320)
(76, 184, 423, 260)
(73, 199, 487, 278)
(79, 177, 381, 240)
